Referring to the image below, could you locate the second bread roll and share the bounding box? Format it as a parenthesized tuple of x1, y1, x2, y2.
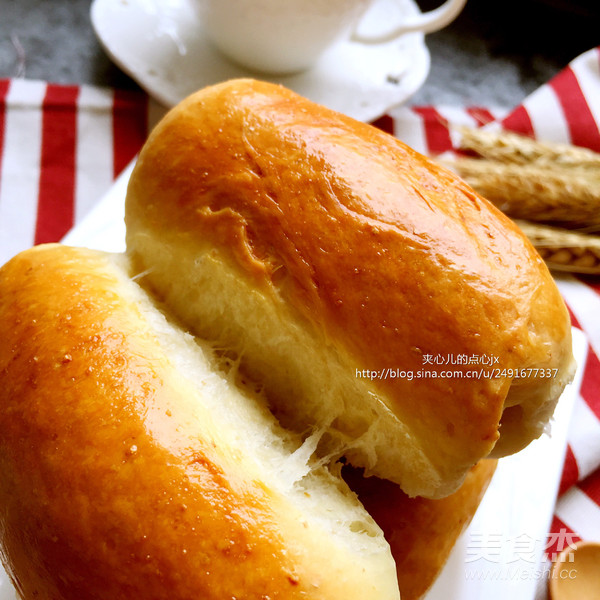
(125, 79, 575, 498)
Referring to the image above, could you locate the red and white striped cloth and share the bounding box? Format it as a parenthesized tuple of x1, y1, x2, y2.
(0, 81, 149, 259)
(0, 46, 599, 596)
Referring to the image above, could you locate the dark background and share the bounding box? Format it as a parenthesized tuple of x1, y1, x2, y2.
(0, 0, 598, 107)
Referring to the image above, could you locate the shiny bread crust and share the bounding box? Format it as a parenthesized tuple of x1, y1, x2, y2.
(126, 79, 575, 498)
(0, 244, 399, 600)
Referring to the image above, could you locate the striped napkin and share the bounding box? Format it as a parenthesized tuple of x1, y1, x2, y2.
(0, 82, 148, 259)
(1, 46, 599, 597)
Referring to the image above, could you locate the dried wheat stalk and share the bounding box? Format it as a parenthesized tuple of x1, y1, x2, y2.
(458, 127, 600, 170)
(447, 158, 600, 230)
(437, 128, 600, 273)
(516, 220, 600, 274)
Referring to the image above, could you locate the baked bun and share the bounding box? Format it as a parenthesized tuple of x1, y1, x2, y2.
(347, 459, 497, 600)
(126, 78, 575, 498)
(0, 244, 399, 600)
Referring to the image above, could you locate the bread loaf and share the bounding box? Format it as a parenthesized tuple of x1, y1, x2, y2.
(0, 244, 399, 600)
(126, 79, 575, 499)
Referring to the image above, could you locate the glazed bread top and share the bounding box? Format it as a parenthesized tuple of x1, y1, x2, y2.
(0, 244, 399, 600)
(126, 79, 574, 498)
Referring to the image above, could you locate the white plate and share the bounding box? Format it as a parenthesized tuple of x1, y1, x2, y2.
(0, 165, 587, 599)
(90, 0, 431, 121)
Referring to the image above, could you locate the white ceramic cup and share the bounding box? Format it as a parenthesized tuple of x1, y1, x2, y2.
(194, 0, 468, 75)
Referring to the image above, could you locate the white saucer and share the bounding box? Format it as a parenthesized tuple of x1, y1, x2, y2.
(90, 0, 431, 121)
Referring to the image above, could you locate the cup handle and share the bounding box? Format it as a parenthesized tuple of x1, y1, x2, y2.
(351, 0, 468, 44)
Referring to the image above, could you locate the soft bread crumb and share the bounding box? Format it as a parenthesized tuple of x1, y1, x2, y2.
(126, 234, 444, 497)
(111, 252, 388, 555)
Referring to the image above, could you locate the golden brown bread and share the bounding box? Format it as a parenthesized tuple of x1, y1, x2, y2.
(126, 78, 575, 498)
(0, 244, 400, 600)
(347, 460, 498, 600)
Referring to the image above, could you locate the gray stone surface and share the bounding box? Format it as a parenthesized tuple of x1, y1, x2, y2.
(0, 0, 137, 91)
(411, 0, 599, 106)
(0, 0, 598, 108)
